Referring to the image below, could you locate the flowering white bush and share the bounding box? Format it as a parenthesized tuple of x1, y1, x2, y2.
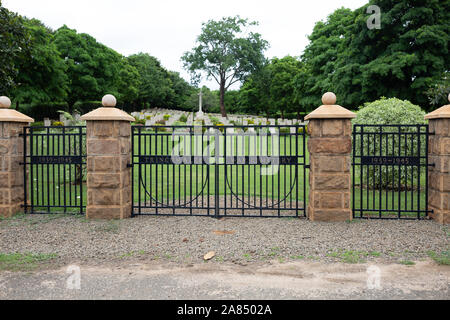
(352, 98, 426, 188)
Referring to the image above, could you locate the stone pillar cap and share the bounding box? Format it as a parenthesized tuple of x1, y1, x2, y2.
(424, 93, 450, 119)
(305, 92, 356, 120)
(0, 96, 34, 123)
(81, 94, 135, 121)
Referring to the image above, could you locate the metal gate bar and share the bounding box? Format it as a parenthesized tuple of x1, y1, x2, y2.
(131, 125, 308, 218)
(22, 126, 86, 214)
(352, 124, 431, 219)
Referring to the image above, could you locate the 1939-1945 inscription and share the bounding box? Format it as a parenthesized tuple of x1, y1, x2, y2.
(30, 156, 83, 164)
(360, 156, 421, 166)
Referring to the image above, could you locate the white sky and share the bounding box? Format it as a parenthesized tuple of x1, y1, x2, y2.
(3, 0, 367, 89)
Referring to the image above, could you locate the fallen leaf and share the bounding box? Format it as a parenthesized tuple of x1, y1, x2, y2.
(182, 238, 189, 242)
(213, 230, 235, 235)
(204, 251, 215, 261)
(199, 238, 204, 242)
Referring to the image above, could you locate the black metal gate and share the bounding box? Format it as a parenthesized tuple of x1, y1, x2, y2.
(352, 124, 431, 219)
(23, 126, 86, 214)
(131, 125, 308, 218)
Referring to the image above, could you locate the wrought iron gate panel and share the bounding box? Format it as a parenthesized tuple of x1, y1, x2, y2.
(131, 125, 308, 218)
(23, 126, 86, 214)
(352, 124, 430, 219)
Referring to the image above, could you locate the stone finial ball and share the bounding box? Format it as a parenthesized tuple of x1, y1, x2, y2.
(0, 96, 11, 108)
(102, 94, 117, 107)
(322, 92, 336, 105)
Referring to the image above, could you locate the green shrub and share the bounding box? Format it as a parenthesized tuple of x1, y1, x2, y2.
(352, 97, 426, 188)
(163, 114, 171, 120)
(179, 115, 188, 123)
(145, 115, 152, 120)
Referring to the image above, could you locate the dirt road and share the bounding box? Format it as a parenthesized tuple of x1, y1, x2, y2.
(1, 260, 448, 299)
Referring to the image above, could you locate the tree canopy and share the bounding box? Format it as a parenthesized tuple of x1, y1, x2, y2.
(0, 3, 30, 94)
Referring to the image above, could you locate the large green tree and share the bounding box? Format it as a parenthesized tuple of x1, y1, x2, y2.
(182, 16, 269, 117)
(334, 0, 450, 110)
(293, 8, 355, 109)
(53, 25, 136, 110)
(0, 2, 30, 94)
(240, 56, 304, 117)
(267, 56, 304, 118)
(11, 18, 68, 108)
(127, 53, 175, 108)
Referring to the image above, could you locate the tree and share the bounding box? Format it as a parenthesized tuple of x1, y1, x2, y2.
(182, 16, 268, 117)
(426, 72, 450, 107)
(293, 8, 355, 109)
(238, 64, 271, 116)
(333, 0, 450, 110)
(52, 25, 126, 110)
(11, 18, 68, 108)
(128, 53, 175, 109)
(267, 56, 304, 118)
(0, 2, 30, 94)
(239, 56, 304, 117)
(166, 71, 195, 110)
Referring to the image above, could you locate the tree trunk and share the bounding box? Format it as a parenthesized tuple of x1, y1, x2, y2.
(219, 80, 227, 118)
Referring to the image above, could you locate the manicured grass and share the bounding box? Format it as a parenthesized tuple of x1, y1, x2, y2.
(132, 132, 309, 204)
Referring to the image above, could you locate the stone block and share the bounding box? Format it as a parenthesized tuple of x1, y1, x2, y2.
(87, 139, 119, 155)
(88, 173, 121, 189)
(321, 192, 343, 208)
(314, 174, 350, 190)
(308, 137, 352, 154)
(322, 120, 343, 136)
(93, 121, 114, 137)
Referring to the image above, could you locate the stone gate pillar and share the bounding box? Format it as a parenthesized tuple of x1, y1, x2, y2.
(305, 92, 356, 221)
(425, 94, 450, 224)
(81, 94, 134, 219)
(0, 96, 34, 217)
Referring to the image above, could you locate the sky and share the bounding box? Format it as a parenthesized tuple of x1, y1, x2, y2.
(3, 0, 367, 89)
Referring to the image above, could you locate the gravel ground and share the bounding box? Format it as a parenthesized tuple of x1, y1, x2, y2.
(0, 213, 448, 268)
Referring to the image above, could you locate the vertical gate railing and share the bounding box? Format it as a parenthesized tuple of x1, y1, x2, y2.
(352, 124, 431, 219)
(131, 125, 308, 218)
(22, 126, 86, 214)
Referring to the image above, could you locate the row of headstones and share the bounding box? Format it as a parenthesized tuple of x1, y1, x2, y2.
(130, 108, 308, 132)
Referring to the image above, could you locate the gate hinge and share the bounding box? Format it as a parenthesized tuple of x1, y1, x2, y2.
(428, 132, 435, 135)
(427, 163, 435, 167)
(127, 163, 133, 168)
